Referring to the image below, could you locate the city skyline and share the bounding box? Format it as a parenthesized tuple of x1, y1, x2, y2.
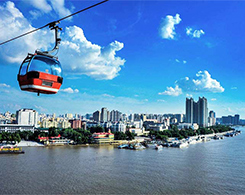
(0, 1, 245, 117)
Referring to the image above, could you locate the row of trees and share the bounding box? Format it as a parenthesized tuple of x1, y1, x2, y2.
(114, 131, 135, 140)
(149, 125, 234, 141)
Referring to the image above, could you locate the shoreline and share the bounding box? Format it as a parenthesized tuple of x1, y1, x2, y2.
(1, 129, 239, 147)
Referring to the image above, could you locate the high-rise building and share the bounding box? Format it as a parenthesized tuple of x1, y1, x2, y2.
(101, 107, 108, 122)
(174, 114, 184, 123)
(110, 110, 122, 122)
(186, 98, 194, 124)
(185, 97, 208, 127)
(16, 109, 39, 127)
(234, 114, 240, 125)
(93, 110, 101, 122)
(198, 97, 208, 127)
(209, 110, 216, 126)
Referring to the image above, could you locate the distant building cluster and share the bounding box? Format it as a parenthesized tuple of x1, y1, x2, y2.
(0, 97, 243, 134)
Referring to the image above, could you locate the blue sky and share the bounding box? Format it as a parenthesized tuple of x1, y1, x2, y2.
(0, 0, 245, 118)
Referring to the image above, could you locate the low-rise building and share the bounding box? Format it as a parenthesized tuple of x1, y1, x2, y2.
(0, 124, 35, 133)
(92, 132, 114, 144)
(177, 123, 199, 130)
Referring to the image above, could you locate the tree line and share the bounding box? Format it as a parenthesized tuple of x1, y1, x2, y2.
(149, 125, 234, 141)
(0, 126, 136, 144)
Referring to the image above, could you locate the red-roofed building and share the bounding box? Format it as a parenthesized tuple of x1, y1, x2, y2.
(92, 132, 114, 144)
(38, 134, 61, 142)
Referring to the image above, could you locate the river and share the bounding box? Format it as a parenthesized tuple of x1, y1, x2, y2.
(0, 127, 245, 194)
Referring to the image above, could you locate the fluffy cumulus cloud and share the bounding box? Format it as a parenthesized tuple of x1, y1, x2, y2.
(28, 0, 71, 18)
(158, 85, 182, 96)
(60, 87, 79, 93)
(186, 27, 205, 38)
(160, 14, 181, 40)
(159, 70, 224, 96)
(0, 2, 125, 80)
(176, 71, 224, 93)
(60, 26, 125, 80)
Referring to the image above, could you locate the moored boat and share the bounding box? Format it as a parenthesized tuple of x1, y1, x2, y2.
(155, 144, 163, 150)
(0, 146, 25, 154)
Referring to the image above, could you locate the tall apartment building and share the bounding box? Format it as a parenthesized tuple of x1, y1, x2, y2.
(110, 110, 122, 122)
(101, 107, 109, 122)
(185, 97, 208, 127)
(16, 109, 39, 127)
(93, 110, 101, 122)
(186, 98, 194, 124)
(209, 110, 216, 126)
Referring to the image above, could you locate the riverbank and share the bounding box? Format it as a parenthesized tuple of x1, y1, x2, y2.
(16, 141, 44, 147)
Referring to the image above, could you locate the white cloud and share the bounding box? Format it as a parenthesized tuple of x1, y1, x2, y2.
(175, 59, 187, 64)
(186, 94, 192, 97)
(0, 2, 125, 80)
(231, 87, 237, 90)
(29, 0, 52, 13)
(60, 87, 79, 93)
(176, 70, 224, 93)
(211, 98, 217, 101)
(160, 14, 181, 40)
(186, 27, 205, 38)
(158, 85, 182, 96)
(60, 26, 125, 80)
(159, 70, 224, 97)
(28, 0, 71, 19)
(0, 83, 10, 88)
(49, 0, 71, 18)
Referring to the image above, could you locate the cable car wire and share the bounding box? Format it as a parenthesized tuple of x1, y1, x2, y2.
(0, 0, 109, 46)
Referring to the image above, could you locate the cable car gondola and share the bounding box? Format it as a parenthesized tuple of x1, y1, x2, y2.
(18, 53, 63, 95)
(17, 22, 63, 95)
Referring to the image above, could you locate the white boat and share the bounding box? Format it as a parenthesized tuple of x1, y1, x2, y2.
(155, 144, 163, 150)
(133, 143, 146, 150)
(178, 142, 188, 148)
(171, 141, 188, 148)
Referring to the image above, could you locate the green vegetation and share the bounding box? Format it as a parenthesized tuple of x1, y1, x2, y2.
(0, 132, 21, 143)
(114, 130, 135, 140)
(149, 125, 233, 140)
(59, 128, 92, 144)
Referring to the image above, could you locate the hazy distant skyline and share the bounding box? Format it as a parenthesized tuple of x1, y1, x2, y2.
(0, 1, 244, 117)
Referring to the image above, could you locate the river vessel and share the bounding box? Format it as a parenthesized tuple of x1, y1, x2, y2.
(0, 146, 25, 154)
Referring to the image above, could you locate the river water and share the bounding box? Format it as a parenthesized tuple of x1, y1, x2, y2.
(0, 127, 245, 194)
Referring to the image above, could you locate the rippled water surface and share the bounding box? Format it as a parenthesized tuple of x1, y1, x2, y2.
(0, 127, 245, 194)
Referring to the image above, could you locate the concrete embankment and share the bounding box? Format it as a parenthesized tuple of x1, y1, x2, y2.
(16, 141, 44, 147)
